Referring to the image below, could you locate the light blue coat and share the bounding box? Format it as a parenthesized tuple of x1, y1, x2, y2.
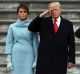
(5, 19, 39, 74)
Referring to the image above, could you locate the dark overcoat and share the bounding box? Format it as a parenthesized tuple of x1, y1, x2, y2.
(28, 16, 75, 74)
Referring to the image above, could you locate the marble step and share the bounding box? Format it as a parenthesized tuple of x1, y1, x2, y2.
(0, 19, 80, 29)
(0, 53, 79, 66)
(0, 19, 79, 34)
(0, 45, 80, 55)
(0, 55, 6, 66)
(0, 0, 80, 1)
(0, 67, 80, 74)
(0, 9, 80, 20)
(0, 33, 80, 43)
(0, 0, 80, 9)
(0, 67, 11, 74)
(0, 53, 80, 74)
(0, 46, 5, 54)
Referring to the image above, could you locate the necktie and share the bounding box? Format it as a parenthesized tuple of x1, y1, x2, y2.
(54, 20, 58, 33)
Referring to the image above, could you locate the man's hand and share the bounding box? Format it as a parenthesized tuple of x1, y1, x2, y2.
(67, 62, 74, 69)
(39, 9, 53, 17)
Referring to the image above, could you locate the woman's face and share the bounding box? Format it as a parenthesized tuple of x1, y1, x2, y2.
(18, 8, 28, 20)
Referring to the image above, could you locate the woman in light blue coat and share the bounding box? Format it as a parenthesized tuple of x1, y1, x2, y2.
(5, 3, 39, 74)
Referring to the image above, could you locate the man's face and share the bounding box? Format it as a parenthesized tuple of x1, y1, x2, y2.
(49, 6, 61, 19)
(18, 8, 28, 20)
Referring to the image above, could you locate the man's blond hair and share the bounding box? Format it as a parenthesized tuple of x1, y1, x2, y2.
(48, 2, 61, 8)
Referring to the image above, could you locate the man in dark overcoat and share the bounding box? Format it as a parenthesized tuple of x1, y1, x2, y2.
(28, 2, 75, 74)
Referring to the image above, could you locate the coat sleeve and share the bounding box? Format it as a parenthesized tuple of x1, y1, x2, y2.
(32, 33, 39, 68)
(28, 16, 42, 32)
(68, 22, 75, 64)
(33, 33, 39, 58)
(5, 25, 14, 55)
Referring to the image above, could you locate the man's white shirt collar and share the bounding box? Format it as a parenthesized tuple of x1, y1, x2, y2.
(52, 16, 61, 27)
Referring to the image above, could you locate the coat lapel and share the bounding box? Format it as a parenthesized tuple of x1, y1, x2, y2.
(57, 17, 64, 34)
(14, 27, 25, 43)
(53, 17, 64, 34)
(14, 19, 30, 43)
(48, 16, 62, 34)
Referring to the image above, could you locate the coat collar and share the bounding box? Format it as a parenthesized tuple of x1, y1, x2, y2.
(49, 16, 64, 34)
(15, 18, 31, 27)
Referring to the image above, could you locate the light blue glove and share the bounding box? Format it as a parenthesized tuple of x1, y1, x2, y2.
(7, 55, 13, 71)
(32, 56, 37, 69)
